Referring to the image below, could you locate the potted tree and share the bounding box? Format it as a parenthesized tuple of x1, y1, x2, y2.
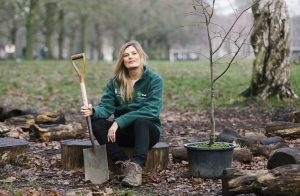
(184, 0, 256, 178)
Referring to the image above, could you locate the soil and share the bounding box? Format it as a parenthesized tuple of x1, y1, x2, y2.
(0, 104, 299, 195)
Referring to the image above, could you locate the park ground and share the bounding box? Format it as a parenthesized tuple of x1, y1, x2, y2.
(0, 60, 299, 195)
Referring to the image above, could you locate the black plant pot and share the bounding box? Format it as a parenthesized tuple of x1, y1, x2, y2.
(184, 142, 235, 179)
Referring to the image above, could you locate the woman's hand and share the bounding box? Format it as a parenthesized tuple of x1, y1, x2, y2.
(80, 104, 93, 117)
(107, 122, 118, 143)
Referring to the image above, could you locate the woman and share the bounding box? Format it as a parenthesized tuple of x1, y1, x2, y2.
(80, 40, 163, 187)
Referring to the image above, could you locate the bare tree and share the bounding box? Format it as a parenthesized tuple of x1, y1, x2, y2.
(242, 0, 298, 99)
(191, 0, 256, 144)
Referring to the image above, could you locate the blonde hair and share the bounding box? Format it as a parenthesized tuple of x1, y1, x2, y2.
(114, 40, 148, 102)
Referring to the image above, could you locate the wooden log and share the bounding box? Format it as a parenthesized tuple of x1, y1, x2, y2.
(267, 147, 300, 169)
(222, 164, 300, 196)
(61, 140, 169, 172)
(0, 138, 29, 164)
(4, 115, 35, 130)
(172, 146, 188, 163)
(61, 139, 93, 170)
(265, 121, 300, 138)
(30, 122, 84, 142)
(35, 111, 65, 125)
(119, 142, 169, 172)
(272, 108, 300, 123)
(233, 148, 253, 163)
(260, 136, 283, 145)
(216, 127, 242, 143)
(0, 137, 29, 154)
(216, 128, 258, 148)
(251, 143, 289, 158)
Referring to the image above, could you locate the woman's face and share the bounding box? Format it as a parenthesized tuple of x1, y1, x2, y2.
(123, 46, 142, 70)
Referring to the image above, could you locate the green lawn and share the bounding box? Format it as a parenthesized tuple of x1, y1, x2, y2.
(0, 59, 299, 113)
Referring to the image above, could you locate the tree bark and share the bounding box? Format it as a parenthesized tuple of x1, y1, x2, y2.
(242, 0, 298, 99)
(25, 0, 39, 60)
(44, 2, 57, 59)
(58, 9, 65, 59)
(222, 164, 300, 196)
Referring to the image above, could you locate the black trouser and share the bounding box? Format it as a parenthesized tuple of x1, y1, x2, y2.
(91, 118, 160, 167)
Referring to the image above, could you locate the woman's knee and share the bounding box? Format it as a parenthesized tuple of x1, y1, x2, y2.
(133, 118, 150, 127)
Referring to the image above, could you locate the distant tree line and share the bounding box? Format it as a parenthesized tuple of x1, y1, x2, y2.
(0, 0, 204, 60)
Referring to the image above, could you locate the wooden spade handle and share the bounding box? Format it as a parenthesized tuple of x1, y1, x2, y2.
(80, 82, 96, 150)
(71, 53, 84, 60)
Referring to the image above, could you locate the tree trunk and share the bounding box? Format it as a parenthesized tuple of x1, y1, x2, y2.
(94, 23, 103, 60)
(58, 9, 65, 59)
(79, 14, 87, 53)
(25, 0, 39, 60)
(44, 2, 56, 59)
(69, 26, 76, 57)
(222, 164, 300, 196)
(242, 0, 298, 99)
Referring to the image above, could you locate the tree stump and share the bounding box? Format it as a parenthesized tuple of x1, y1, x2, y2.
(265, 121, 300, 138)
(61, 139, 96, 170)
(222, 164, 300, 196)
(119, 142, 169, 172)
(0, 137, 29, 154)
(267, 147, 300, 169)
(61, 139, 169, 172)
(0, 138, 29, 163)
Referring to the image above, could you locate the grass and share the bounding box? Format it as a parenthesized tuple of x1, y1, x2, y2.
(0, 59, 299, 113)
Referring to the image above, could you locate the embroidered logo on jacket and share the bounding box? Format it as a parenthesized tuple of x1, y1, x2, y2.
(136, 91, 147, 97)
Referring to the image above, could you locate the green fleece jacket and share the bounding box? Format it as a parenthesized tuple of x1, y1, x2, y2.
(92, 65, 163, 133)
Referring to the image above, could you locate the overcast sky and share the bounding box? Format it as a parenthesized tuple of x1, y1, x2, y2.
(215, 0, 300, 17)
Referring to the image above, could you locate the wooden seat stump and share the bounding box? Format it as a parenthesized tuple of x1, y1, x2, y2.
(0, 138, 29, 163)
(60, 139, 169, 172)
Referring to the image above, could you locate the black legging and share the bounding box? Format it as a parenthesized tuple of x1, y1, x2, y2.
(91, 118, 160, 167)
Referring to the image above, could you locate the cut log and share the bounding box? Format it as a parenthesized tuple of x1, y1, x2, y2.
(0, 138, 29, 164)
(172, 146, 252, 163)
(252, 143, 289, 158)
(222, 164, 300, 196)
(4, 115, 35, 130)
(61, 140, 169, 172)
(61, 139, 93, 170)
(272, 108, 300, 123)
(216, 128, 258, 148)
(0, 137, 29, 154)
(30, 123, 84, 142)
(35, 111, 65, 125)
(119, 142, 169, 172)
(265, 121, 300, 138)
(267, 147, 300, 169)
(260, 136, 283, 145)
(172, 146, 188, 163)
(0, 107, 37, 122)
(232, 148, 252, 163)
